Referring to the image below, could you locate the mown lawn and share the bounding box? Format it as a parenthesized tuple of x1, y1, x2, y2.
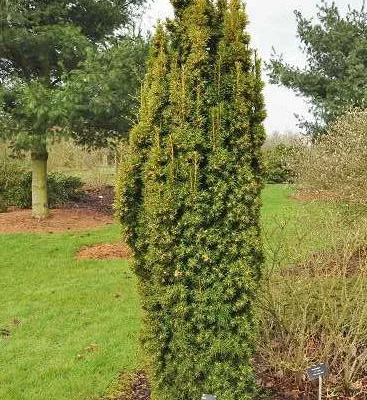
(0, 225, 141, 400)
(262, 184, 363, 268)
(0, 184, 346, 399)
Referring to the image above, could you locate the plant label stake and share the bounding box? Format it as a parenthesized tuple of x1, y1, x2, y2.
(201, 395, 216, 400)
(306, 363, 328, 400)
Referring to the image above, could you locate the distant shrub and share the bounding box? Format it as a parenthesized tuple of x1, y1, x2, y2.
(0, 195, 7, 212)
(47, 173, 85, 206)
(263, 143, 295, 183)
(0, 157, 25, 206)
(0, 145, 85, 208)
(295, 109, 367, 204)
(4, 171, 32, 208)
(2, 170, 84, 208)
(0, 157, 24, 189)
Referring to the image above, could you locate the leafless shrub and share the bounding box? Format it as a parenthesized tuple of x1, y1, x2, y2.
(295, 109, 367, 205)
(257, 209, 367, 398)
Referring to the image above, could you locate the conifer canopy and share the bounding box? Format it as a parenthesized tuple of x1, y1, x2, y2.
(0, 0, 145, 218)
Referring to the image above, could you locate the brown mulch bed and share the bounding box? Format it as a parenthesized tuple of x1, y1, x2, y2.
(130, 371, 150, 400)
(0, 185, 116, 234)
(77, 243, 131, 260)
(104, 369, 366, 400)
(0, 208, 113, 234)
(101, 370, 150, 400)
(256, 368, 367, 399)
(66, 185, 115, 215)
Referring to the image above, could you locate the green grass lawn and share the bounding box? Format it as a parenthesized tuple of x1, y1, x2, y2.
(0, 225, 141, 400)
(261, 184, 365, 268)
(0, 184, 351, 399)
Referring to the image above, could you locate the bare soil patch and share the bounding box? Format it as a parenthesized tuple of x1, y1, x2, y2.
(0, 208, 113, 234)
(77, 243, 131, 260)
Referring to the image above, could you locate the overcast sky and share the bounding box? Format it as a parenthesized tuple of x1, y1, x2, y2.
(142, 0, 365, 134)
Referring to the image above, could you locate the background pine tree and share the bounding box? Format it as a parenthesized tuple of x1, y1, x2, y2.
(116, 0, 266, 398)
(0, 0, 144, 218)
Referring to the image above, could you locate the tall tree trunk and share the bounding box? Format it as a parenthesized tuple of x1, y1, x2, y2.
(31, 144, 49, 219)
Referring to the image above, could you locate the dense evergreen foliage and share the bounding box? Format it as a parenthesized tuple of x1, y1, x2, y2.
(267, 1, 367, 137)
(0, 159, 84, 208)
(0, 0, 145, 217)
(116, 0, 266, 398)
(62, 36, 149, 148)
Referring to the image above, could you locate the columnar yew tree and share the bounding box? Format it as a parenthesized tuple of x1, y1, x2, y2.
(0, 0, 144, 218)
(116, 0, 266, 398)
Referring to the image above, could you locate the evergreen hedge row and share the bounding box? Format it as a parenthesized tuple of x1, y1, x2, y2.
(0, 161, 84, 209)
(116, 0, 266, 398)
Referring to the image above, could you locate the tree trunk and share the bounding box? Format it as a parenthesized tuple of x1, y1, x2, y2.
(31, 145, 49, 219)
